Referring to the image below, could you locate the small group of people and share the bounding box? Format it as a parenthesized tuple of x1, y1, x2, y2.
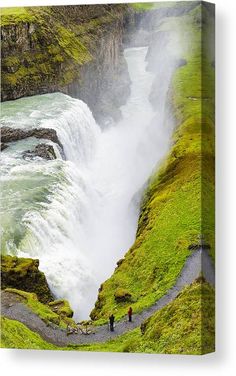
(109, 306, 133, 332)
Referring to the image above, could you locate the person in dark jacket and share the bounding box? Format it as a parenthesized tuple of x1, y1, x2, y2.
(128, 307, 133, 322)
(109, 314, 115, 331)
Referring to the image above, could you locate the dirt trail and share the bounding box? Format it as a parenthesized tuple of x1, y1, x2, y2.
(1, 248, 215, 347)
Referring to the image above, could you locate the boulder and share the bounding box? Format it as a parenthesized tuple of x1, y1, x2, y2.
(1, 255, 54, 304)
(23, 143, 57, 160)
(48, 299, 74, 318)
(1, 126, 63, 149)
(1, 143, 8, 151)
(114, 288, 132, 303)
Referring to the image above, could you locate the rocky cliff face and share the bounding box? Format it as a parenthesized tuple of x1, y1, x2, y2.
(1, 4, 131, 123)
(1, 255, 54, 304)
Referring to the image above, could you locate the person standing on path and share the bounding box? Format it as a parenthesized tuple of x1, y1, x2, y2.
(109, 314, 115, 331)
(128, 307, 133, 322)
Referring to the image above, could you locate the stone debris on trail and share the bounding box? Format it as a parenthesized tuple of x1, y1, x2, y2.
(1, 248, 215, 347)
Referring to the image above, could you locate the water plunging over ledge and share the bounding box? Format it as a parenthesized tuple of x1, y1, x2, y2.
(1, 47, 173, 319)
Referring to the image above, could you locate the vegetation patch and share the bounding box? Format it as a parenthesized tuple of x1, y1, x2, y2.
(0, 316, 59, 350)
(130, 3, 155, 12)
(0, 7, 36, 26)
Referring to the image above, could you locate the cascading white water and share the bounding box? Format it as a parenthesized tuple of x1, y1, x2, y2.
(1, 46, 174, 319)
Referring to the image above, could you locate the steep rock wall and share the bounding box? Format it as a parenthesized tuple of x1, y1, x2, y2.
(1, 4, 131, 123)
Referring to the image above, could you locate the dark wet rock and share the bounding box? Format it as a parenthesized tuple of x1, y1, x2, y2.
(23, 143, 57, 160)
(1, 142, 9, 151)
(116, 258, 124, 268)
(1, 254, 54, 304)
(1, 126, 63, 149)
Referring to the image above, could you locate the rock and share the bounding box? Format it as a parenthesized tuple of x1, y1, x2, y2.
(23, 143, 57, 160)
(1, 142, 9, 151)
(174, 58, 187, 69)
(90, 294, 105, 320)
(116, 258, 124, 268)
(1, 255, 54, 304)
(48, 299, 74, 318)
(1, 126, 63, 149)
(114, 288, 132, 303)
(188, 243, 211, 251)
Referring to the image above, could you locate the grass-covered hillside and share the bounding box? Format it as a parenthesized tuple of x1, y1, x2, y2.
(91, 3, 215, 324)
(1, 317, 59, 350)
(77, 280, 215, 354)
(1, 280, 215, 354)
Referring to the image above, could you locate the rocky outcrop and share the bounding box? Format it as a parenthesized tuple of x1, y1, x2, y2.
(1, 143, 8, 151)
(23, 143, 57, 160)
(114, 288, 132, 303)
(1, 126, 62, 149)
(1, 4, 131, 123)
(48, 299, 74, 318)
(1, 255, 54, 304)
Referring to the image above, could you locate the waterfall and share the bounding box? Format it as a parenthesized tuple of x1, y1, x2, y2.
(1, 46, 174, 320)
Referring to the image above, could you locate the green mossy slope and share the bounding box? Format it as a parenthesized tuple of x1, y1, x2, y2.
(0, 316, 58, 350)
(1, 281, 215, 353)
(72, 281, 215, 354)
(91, 4, 215, 323)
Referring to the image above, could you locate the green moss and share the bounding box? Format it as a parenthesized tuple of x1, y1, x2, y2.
(0, 7, 36, 26)
(4, 288, 76, 329)
(55, 25, 92, 65)
(0, 316, 59, 350)
(1, 55, 20, 67)
(91, 5, 215, 323)
(48, 300, 74, 318)
(1, 255, 53, 303)
(129, 3, 155, 12)
(130, 2, 190, 12)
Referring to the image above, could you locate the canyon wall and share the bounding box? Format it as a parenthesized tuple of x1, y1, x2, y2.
(1, 4, 131, 123)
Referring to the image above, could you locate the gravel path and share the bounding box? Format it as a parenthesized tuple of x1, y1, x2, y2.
(1, 248, 215, 347)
